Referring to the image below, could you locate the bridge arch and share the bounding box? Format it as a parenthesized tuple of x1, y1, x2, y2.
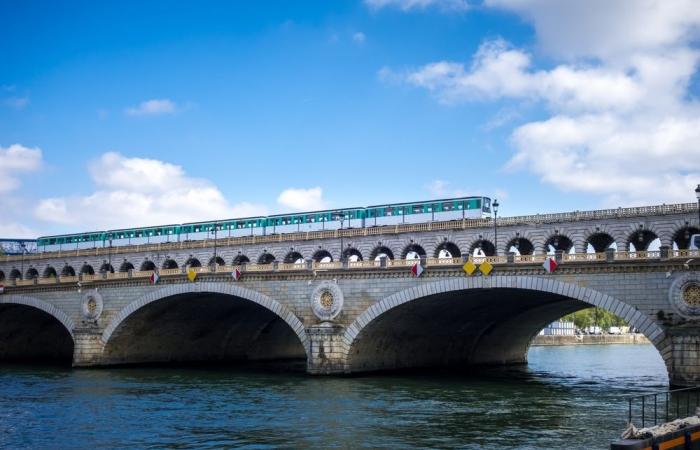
(284, 251, 304, 264)
(140, 260, 156, 271)
(342, 247, 363, 262)
(342, 276, 666, 374)
(162, 258, 178, 269)
(504, 235, 534, 255)
(258, 252, 275, 264)
(9, 268, 22, 281)
(312, 249, 333, 263)
(118, 261, 134, 272)
(184, 257, 201, 268)
(0, 294, 75, 363)
(101, 282, 309, 365)
(99, 262, 114, 273)
(25, 267, 39, 279)
(469, 239, 495, 257)
(233, 254, 250, 265)
(435, 241, 461, 259)
(80, 263, 95, 275)
(586, 231, 616, 252)
(401, 243, 426, 260)
(370, 245, 394, 261)
(43, 266, 57, 278)
(60, 265, 75, 277)
(672, 224, 700, 249)
(544, 233, 574, 253)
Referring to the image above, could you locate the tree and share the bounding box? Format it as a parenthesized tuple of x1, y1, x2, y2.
(562, 307, 627, 330)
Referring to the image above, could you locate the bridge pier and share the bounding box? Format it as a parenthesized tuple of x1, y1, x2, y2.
(667, 328, 700, 387)
(72, 327, 104, 367)
(306, 323, 347, 374)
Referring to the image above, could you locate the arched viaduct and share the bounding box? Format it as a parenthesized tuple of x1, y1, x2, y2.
(0, 202, 699, 386)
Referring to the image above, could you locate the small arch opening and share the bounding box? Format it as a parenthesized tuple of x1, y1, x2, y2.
(140, 260, 156, 271)
(208, 256, 225, 267)
(586, 232, 615, 253)
(370, 246, 395, 261)
(628, 229, 658, 251)
(80, 264, 95, 275)
(506, 237, 534, 256)
(162, 259, 178, 270)
(284, 251, 305, 264)
(119, 261, 135, 273)
(25, 267, 39, 279)
(233, 254, 250, 265)
(43, 266, 58, 278)
(184, 257, 201, 268)
(402, 244, 426, 260)
(258, 253, 275, 265)
(343, 248, 363, 262)
(470, 240, 495, 257)
(312, 249, 333, 263)
(100, 262, 115, 274)
(673, 226, 700, 250)
(60, 266, 75, 277)
(545, 235, 574, 254)
(435, 241, 461, 259)
(9, 269, 22, 281)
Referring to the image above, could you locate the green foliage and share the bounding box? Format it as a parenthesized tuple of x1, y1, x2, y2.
(561, 307, 628, 330)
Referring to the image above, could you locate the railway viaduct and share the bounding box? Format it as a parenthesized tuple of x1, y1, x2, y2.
(1, 202, 699, 385)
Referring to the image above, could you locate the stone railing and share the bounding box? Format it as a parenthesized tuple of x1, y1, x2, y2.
(1, 202, 696, 264)
(3, 249, 697, 289)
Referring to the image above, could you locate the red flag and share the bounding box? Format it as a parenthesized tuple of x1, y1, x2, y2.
(150, 272, 159, 285)
(231, 268, 241, 281)
(0, 284, 4, 294)
(411, 262, 424, 277)
(542, 257, 558, 273)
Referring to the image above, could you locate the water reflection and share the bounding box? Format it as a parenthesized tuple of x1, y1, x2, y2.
(0, 345, 666, 449)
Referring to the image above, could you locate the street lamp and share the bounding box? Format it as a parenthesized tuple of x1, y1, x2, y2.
(492, 199, 500, 256)
(19, 242, 26, 277)
(334, 212, 346, 262)
(695, 184, 700, 225)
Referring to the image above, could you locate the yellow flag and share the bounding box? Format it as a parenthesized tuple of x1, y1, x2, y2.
(463, 260, 477, 276)
(479, 260, 493, 276)
(187, 268, 197, 282)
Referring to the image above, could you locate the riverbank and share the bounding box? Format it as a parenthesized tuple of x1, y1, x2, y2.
(531, 334, 650, 346)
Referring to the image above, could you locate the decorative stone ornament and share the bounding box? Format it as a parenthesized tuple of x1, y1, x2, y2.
(81, 289, 104, 320)
(669, 273, 700, 319)
(310, 281, 344, 321)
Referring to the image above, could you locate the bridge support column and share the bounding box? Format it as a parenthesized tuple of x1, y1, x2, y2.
(72, 326, 105, 367)
(668, 328, 700, 387)
(306, 322, 347, 374)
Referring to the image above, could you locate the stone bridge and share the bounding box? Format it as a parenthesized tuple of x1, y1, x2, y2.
(1, 202, 699, 385)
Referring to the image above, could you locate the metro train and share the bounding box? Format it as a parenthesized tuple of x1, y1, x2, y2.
(36, 196, 492, 250)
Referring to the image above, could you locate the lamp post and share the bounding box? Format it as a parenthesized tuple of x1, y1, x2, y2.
(492, 199, 500, 256)
(334, 212, 346, 262)
(695, 184, 700, 225)
(211, 224, 218, 271)
(20, 242, 26, 277)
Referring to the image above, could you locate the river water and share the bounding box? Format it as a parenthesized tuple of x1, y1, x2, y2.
(0, 344, 666, 449)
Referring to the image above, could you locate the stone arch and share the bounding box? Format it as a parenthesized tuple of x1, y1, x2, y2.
(343, 247, 363, 262)
(672, 224, 700, 250)
(184, 257, 201, 268)
(544, 233, 574, 253)
(586, 231, 616, 253)
(25, 267, 39, 279)
(162, 259, 178, 269)
(99, 262, 114, 274)
(233, 254, 250, 265)
(469, 239, 495, 257)
(435, 241, 461, 259)
(101, 282, 310, 360)
(60, 265, 75, 277)
(0, 294, 75, 339)
(342, 276, 666, 374)
(312, 249, 333, 263)
(626, 227, 659, 251)
(370, 245, 394, 261)
(80, 263, 95, 275)
(401, 243, 426, 260)
(43, 266, 58, 278)
(140, 260, 156, 271)
(118, 261, 134, 272)
(208, 256, 225, 267)
(504, 236, 534, 255)
(258, 252, 275, 264)
(9, 268, 22, 281)
(0, 294, 76, 363)
(284, 251, 305, 264)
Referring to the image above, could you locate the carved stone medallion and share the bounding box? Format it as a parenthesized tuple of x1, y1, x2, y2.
(310, 281, 344, 321)
(669, 273, 700, 319)
(81, 290, 104, 320)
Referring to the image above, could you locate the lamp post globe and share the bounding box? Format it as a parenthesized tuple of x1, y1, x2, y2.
(695, 184, 700, 224)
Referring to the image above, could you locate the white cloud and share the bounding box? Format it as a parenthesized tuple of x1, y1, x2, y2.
(0, 144, 42, 194)
(0, 222, 38, 238)
(383, 0, 700, 205)
(277, 187, 327, 211)
(426, 179, 506, 201)
(353, 32, 366, 44)
(125, 99, 177, 116)
(365, 0, 470, 11)
(34, 152, 268, 230)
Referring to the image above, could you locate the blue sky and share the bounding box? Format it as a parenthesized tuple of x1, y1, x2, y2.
(1, 0, 699, 237)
